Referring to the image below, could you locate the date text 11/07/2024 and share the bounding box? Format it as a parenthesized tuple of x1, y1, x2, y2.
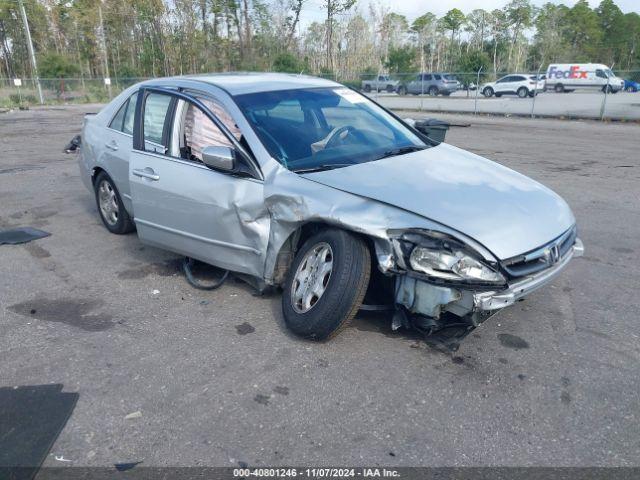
(233, 467, 401, 478)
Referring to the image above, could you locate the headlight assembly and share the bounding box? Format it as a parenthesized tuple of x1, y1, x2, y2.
(391, 231, 506, 285)
(409, 246, 505, 283)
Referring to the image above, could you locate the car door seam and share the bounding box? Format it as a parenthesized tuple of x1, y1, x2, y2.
(134, 218, 261, 254)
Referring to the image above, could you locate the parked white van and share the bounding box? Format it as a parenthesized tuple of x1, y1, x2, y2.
(546, 64, 624, 93)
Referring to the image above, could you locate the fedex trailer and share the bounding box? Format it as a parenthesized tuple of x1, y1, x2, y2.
(546, 64, 624, 93)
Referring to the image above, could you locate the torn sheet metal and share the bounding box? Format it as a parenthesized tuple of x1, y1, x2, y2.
(0, 227, 50, 245)
(394, 275, 461, 318)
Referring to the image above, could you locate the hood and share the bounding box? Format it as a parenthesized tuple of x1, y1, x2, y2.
(302, 143, 575, 260)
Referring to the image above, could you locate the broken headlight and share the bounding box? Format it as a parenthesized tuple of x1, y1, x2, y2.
(409, 246, 505, 284)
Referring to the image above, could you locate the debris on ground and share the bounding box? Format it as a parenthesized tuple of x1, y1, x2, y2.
(0, 227, 50, 245)
(124, 411, 142, 420)
(114, 461, 143, 471)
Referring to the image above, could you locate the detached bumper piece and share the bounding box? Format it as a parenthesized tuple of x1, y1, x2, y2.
(413, 119, 450, 143)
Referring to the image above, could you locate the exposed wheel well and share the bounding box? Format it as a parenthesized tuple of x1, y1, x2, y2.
(91, 167, 106, 185)
(272, 221, 376, 286)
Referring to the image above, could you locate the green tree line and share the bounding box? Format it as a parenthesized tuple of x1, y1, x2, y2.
(1, 0, 639, 83)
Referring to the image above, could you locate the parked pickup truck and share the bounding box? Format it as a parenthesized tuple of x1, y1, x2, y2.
(361, 75, 400, 93)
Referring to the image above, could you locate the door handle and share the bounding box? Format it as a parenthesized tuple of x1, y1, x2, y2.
(132, 168, 160, 181)
(105, 141, 118, 151)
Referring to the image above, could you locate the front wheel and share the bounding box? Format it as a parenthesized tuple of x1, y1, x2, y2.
(397, 86, 407, 95)
(282, 229, 371, 340)
(94, 171, 135, 234)
(428, 86, 438, 96)
(483, 87, 494, 97)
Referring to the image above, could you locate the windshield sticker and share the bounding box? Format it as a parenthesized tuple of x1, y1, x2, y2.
(335, 88, 366, 104)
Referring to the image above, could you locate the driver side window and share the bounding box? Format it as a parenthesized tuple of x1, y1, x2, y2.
(175, 97, 241, 163)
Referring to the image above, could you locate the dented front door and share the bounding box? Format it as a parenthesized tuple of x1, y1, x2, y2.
(129, 87, 269, 276)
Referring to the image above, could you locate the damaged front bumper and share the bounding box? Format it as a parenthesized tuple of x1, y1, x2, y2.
(394, 238, 584, 329)
(474, 238, 583, 311)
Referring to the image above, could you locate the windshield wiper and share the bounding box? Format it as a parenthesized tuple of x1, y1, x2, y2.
(293, 163, 354, 173)
(376, 145, 426, 161)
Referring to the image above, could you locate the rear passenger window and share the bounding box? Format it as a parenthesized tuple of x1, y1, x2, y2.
(122, 96, 136, 135)
(434, 74, 441, 80)
(109, 100, 127, 131)
(143, 93, 172, 147)
(109, 93, 137, 133)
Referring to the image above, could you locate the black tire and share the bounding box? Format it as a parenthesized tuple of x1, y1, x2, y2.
(397, 86, 407, 95)
(363, 84, 371, 92)
(386, 84, 394, 92)
(282, 228, 371, 341)
(428, 86, 438, 96)
(555, 83, 564, 93)
(517, 87, 528, 98)
(94, 171, 135, 234)
(483, 87, 494, 98)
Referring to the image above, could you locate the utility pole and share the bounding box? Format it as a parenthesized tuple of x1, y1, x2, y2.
(97, 2, 111, 97)
(17, 0, 44, 104)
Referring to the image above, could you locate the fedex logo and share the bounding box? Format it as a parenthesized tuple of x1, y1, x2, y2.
(549, 66, 588, 79)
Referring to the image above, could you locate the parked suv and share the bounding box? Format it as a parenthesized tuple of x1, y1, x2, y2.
(482, 74, 544, 98)
(398, 73, 458, 96)
(361, 75, 400, 93)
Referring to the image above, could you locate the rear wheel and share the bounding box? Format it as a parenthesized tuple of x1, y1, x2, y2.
(94, 171, 135, 234)
(517, 87, 528, 98)
(282, 229, 371, 340)
(397, 85, 407, 95)
(363, 84, 371, 93)
(386, 84, 394, 92)
(555, 83, 565, 93)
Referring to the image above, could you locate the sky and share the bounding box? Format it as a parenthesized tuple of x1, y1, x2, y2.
(298, 0, 640, 26)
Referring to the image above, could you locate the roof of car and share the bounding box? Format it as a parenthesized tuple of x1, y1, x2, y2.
(185, 72, 341, 95)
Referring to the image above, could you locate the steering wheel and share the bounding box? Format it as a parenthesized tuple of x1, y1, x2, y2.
(256, 125, 288, 164)
(324, 125, 367, 149)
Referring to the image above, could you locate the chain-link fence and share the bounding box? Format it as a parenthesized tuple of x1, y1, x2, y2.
(2, 71, 640, 120)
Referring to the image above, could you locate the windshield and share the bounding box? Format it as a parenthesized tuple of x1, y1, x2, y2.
(234, 87, 427, 173)
(605, 69, 614, 78)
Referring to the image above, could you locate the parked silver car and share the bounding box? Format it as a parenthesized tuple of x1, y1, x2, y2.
(78, 73, 583, 341)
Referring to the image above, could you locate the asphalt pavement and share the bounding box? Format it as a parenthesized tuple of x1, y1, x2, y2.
(1, 105, 639, 468)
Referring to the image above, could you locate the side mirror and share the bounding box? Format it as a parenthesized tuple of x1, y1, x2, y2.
(202, 145, 235, 172)
(403, 118, 416, 127)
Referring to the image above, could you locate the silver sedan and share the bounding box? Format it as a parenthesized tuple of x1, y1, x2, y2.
(77, 73, 583, 341)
